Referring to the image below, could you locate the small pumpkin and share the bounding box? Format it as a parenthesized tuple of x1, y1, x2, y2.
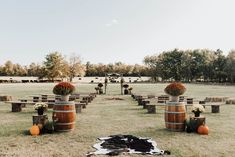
(30, 125, 40, 136)
(197, 124, 209, 135)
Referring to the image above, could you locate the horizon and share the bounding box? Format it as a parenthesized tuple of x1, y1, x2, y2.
(1, 0, 235, 66)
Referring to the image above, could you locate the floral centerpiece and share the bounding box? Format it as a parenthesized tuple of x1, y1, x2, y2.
(191, 104, 205, 117)
(34, 102, 48, 115)
(98, 83, 103, 88)
(123, 84, 129, 95)
(53, 82, 75, 101)
(123, 84, 129, 89)
(97, 83, 104, 94)
(164, 82, 186, 102)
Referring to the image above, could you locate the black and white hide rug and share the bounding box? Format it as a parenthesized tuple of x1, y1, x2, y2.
(87, 135, 170, 156)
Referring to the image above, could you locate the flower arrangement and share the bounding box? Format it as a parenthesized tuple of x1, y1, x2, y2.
(164, 82, 186, 96)
(53, 82, 75, 95)
(98, 83, 103, 88)
(123, 84, 129, 89)
(191, 104, 205, 113)
(34, 102, 48, 110)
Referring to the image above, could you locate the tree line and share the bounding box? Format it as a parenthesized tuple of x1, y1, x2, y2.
(0, 52, 149, 81)
(144, 49, 235, 83)
(1, 49, 235, 83)
(0, 52, 85, 82)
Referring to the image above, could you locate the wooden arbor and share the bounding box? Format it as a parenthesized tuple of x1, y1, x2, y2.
(106, 73, 124, 95)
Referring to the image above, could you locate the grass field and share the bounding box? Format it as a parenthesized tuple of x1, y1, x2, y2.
(0, 83, 235, 157)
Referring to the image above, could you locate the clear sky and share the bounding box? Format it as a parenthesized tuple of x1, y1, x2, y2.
(0, 0, 235, 66)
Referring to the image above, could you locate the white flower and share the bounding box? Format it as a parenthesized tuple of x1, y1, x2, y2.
(34, 102, 48, 110)
(191, 104, 205, 113)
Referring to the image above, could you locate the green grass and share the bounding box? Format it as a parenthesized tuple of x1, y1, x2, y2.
(0, 83, 235, 157)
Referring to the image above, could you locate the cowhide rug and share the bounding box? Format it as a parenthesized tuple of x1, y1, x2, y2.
(87, 135, 170, 156)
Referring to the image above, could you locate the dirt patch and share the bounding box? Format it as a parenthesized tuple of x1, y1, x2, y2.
(105, 97, 124, 100)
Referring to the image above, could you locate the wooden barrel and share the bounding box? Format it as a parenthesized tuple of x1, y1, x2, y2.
(53, 101, 76, 132)
(165, 102, 186, 131)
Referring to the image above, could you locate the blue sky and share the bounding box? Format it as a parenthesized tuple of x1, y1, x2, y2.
(0, 0, 235, 65)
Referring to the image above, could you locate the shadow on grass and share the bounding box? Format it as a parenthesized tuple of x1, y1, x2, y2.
(22, 129, 60, 136)
(22, 130, 30, 136)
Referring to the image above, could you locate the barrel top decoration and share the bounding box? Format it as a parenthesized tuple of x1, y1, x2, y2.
(164, 82, 186, 102)
(52, 82, 76, 132)
(164, 82, 186, 131)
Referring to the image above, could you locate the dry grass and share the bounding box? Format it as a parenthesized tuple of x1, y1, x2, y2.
(0, 83, 235, 157)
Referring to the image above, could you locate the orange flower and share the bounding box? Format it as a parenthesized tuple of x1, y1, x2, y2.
(164, 82, 186, 96)
(53, 82, 75, 95)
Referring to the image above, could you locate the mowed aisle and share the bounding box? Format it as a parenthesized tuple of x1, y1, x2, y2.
(77, 94, 163, 156)
(78, 94, 160, 136)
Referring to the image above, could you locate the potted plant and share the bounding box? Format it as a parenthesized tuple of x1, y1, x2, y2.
(53, 82, 75, 101)
(164, 82, 186, 102)
(34, 102, 48, 115)
(191, 104, 205, 117)
(123, 84, 129, 95)
(98, 82, 103, 88)
(98, 83, 103, 94)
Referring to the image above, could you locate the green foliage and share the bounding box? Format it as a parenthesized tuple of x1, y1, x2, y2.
(68, 53, 85, 82)
(225, 50, 235, 83)
(85, 62, 148, 77)
(144, 48, 232, 83)
(1, 48, 235, 83)
(43, 52, 66, 81)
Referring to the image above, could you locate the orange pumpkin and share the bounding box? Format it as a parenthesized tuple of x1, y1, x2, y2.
(197, 124, 209, 135)
(30, 125, 40, 136)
